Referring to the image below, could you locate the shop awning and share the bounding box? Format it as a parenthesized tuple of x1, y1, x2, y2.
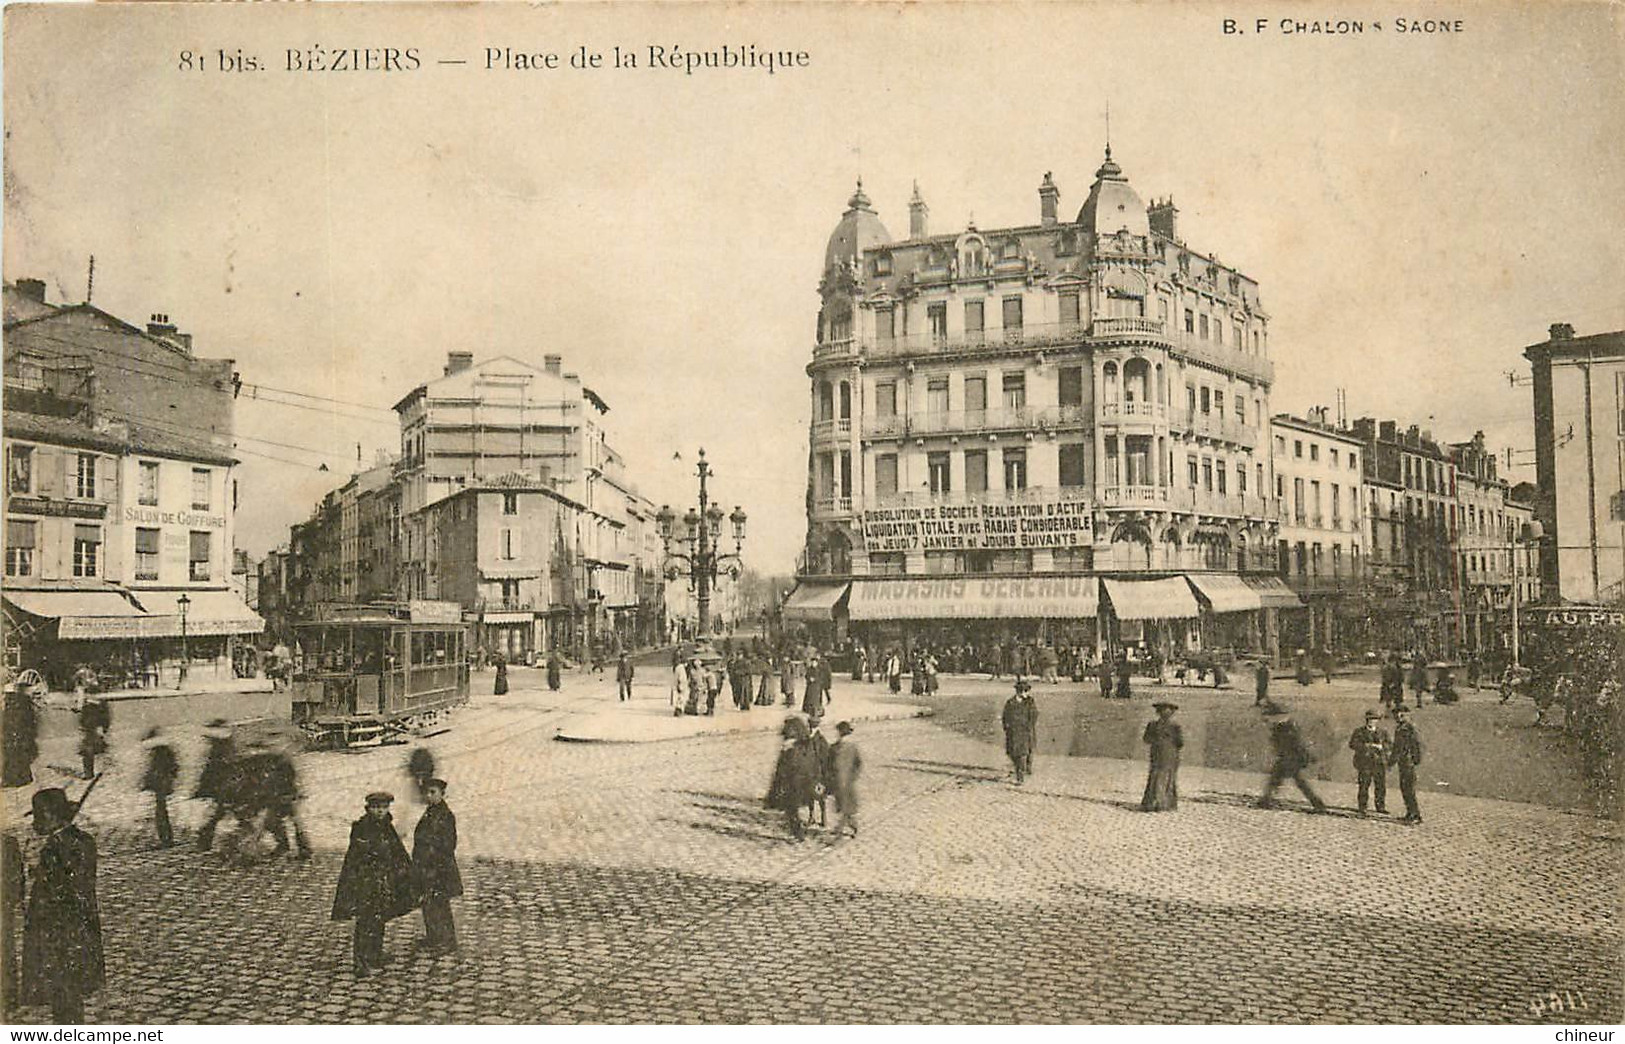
(847, 577, 1097, 621)
(95, 589, 265, 640)
(481, 611, 534, 625)
(1102, 577, 1200, 621)
(1243, 576, 1305, 609)
(781, 582, 851, 621)
(3, 589, 146, 634)
(1185, 574, 1264, 613)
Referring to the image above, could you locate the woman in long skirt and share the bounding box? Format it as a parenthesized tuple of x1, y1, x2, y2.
(1140, 701, 1182, 811)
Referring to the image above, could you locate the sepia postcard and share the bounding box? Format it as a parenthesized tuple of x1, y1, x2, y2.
(1, 0, 1621, 1029)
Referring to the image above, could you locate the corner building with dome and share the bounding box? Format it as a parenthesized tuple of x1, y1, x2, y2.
(786, 148, 1302, 665)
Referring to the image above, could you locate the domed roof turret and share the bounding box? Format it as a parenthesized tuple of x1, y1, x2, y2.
(824, 178, 893, 274)
(1076, 146, 1149, 238)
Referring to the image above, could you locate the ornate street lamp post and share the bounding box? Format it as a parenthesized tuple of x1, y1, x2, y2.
(655, 449, 747, 639)
(176, 592, 191, 689)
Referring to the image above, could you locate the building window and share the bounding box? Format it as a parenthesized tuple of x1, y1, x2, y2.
(1214, 391, 1224, 416)
(874, 253, 892, 277)
(963, 376, 987, 415)
(5, 519, 36, 577)
(875, 382, 897, 417)
(1293, 478, 1305, 523)
(500, 579, 520, 605)
(7, 444, 32, 495)
(1058, 366, 1083, 407)
(965, 300, 984, 335)
(1202, 458, 1214, 491)
(503, 492, 518, 515)
(1235, 397, 1245, 424)
(1216, 463, 1227, 494)
(1184, 309, 1195, 334)
(76, 454, 97, 499)
(191, 468, 211, 510)
(73, 524, 102, 577)
(1003, 448, 1027, 491)
(924, 551, 963, 575)
(1293, 440, 1303, 459)
(928, 452, 951, 494)
(500, 528, 519, 560)
(1188, 455, 1199, 488)
(928, 302, 948, 342)
(1200, 387, 1210, 414)
(953, 449, 986, 495)
(1311, 542, 1324, 576)
(138, 461, 160, 506)
(1329, 448, 1339, 467)
(1059, 292, 1080, 326)
(1059, 444, 1087, 487)
(1310, 480, 1322, 523)
(1199, 314, 1209, 340)
(1052, 546, 1094, 571)
(1002, 296, 1024, 333)
(1309, 444, 1319, 463)
(927, 378, 949, 415)
(188, 530, 211, 581)
(1234, 324, 1244, 348)
(1002, 372, 1026, 411)
(1187, 386, 1197, 417)
(991, 550, 1033, 574)
(1237, 464, 1247, 493)
(875, 454, 899, 496)
(1331, 483, 1341, 526)
(876, 306, 895, 341)
(1349, 453, 1358, 471)
(1295, 541, 1307, 575)
(135, 527, 160, 581)
(1214, 320, 1224, 346)
(870, 551, 906, 575)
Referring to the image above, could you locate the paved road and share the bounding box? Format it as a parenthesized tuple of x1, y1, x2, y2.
(5, 669, 1620, 1024)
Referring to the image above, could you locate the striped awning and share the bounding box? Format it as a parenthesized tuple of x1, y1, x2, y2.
(781, 583, 851, 621)
(1243, 576, 1305, 609)
(1102, 577, 1199, 621)
(1186, 574, 1264, 613)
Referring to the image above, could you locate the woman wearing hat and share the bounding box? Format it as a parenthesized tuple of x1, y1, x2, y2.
(1140, 702, 1183, 812)
(766, 716, 819, 841)
(332, 792, 417, 977)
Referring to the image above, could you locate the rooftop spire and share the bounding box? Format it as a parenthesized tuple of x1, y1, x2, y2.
(847, 177, 872, 212)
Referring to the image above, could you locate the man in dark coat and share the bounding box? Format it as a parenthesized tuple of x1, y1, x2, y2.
(766, 717, 819, 841)
(616, 652, 635, 702)
(801, 652, 832, 720)
(193, 719, 237, 853)
(1254, 659, 1271, 707)
(1114, 657, 1133, 700)
(332, 792, 416, 977)
(545, 653, 562, 692)
(1348, 708, 1392, 816)
(1001, 679, 1039, 784)
(2, 687, 38, 787)
(21, 788, 103, 1022)
(412, 779, 461, 955)
(1258, 703, 1327, 813)
(829, 720, 862, 839)
(139, 727, 179, 847)
(1097, 657, 1113, 700)
(1379, 655, 1405, 707)
(77, 700, 109, 780)
(1389, 704, 1425, 824)
(494, 654, 510, 696)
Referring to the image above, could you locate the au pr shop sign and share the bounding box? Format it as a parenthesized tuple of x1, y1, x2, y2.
(859, 499, 1093, 553)
(123, 506, 227, 529)
(7, 497, 106, 519)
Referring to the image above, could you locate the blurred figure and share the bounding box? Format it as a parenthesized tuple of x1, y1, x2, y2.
(766, 717, 819, 841)
(546, 652, 562, 692)
(193, 718, 237, 853)
(2, 685, 39, 788)
(1380, 654, 1405, 708)
(1257, 703, 1327, 813)
(829, 721, 862, 839)
(494, 653, 510, 696)
(407, 746, 437, 800)
(139, 728, 179, 848)
(77, 700, 109, 780)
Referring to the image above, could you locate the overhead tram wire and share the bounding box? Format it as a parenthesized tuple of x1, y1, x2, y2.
(88, 406, 364, 473)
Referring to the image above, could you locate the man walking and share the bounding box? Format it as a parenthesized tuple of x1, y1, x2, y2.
(802, 650, 832, 721)
(616, 652, 635, 702)
(1097, 657, 1113, 700)
(829, 721, 862, 839)
(1254, 658, 1271, 707)
(1390, 704, 1424, 824)
(1348, 708, 1392, 817)
(1258, 703, 1328, 813)
(77, 700, 109, 780)
(412, 778, 461, 955)
(1380, 654, 1405, 708)
(194, 718, 237, 853)
(1001, 679, 1039, 785)
(20, 789, 103, 1022)
(139, 728, 179, 848)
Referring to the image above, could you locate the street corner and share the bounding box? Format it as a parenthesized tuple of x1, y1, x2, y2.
(551, 694, 933, 744)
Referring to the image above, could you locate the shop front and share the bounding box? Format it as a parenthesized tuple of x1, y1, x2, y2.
(1100, 577, 1199, 665)
(1184, 573, 1265, 656)
(780, 582, 851, 644)
(845, 575, 1100, 661)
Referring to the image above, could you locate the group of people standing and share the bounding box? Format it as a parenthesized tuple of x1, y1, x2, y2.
(765, 716, 862, 842)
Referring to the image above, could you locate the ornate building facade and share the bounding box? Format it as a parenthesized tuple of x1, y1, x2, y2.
(792, 149, 1294, 660)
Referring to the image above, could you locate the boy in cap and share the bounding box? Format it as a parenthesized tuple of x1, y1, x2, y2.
(20, 788, 103, 1022)
(1348, 708, 1392, 816)
(332, 792, 416, 977)
(1389, 704, 1424, 824)
(412, 779, 461, 955)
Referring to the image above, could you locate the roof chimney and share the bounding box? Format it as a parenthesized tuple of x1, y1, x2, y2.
(15, 278, 45, 303)
(1548, 322, 1574, 342)
(1038, 172, 1059, 229)
(147, 313, 177, 337)
(1379, 420, 1397, 441)
(543, 354, 563, 376)
(1148, 197, 1178, 240)
(444, 351, 474, 376)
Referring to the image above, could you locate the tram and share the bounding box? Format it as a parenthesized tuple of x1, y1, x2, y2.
(289, 601, 470, 748)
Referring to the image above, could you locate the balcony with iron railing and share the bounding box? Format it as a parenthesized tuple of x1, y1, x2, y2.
(1173, 335, 1276, 385)
(1098, 400, 1167, 424)
(810, 417, 853, 442)
(866, 485, 1093, 511)
(816, 318, 1175, 366)
(860, 404, 1090, 440)
(1172, 409, 1261, 447)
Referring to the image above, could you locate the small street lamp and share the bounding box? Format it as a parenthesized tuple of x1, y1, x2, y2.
(176, 592, 191, 689)
(656, 449, 747, 638)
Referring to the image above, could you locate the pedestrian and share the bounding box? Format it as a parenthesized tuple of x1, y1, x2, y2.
(704, 658, 721, 716)
(766, 717, 818, 842)
(886, 650, 902, 694)
(1254, 659, 1271, 707)
(806, 719, 832, 829)
(331, 792, 417, 978)
(1466, 653, 1482, 691)
(1389, 704, 1424, 824)
(829, 721, 862, 839)
(1257, 702, 1328, 813)
(2, 832, 22, 1006)
(194, 718, 237, 853)
(1140, 701, 1183, 812)
(493, 654, 509, 696)
(139, 727, 179, 848)
(754, 652, 774, 706)
(802, 651, 831, 720)
(2, 685, 39, 788)
(260, 747, 312, 861)
(685, 657, 705, 716)
(616, 652, 635, 702)
(77, 699, 109, 780)
(1408, 655, 1429, 699)
(1114, 658, 1133, 700)
(412, 778, 461, 956)
(1348, 709, 1392, 817)
(407, 746, 437, 799)
(1380, 655, 1405, 708)
(546, 653, 563, 692)
(780, 654, 797, 706)
(1294, 649, 1313, 688)
(1319, 646, 1335, 684)
(20, 788, 103, 1023)
(671, 655, 689, 716)
(1001, 679, 1038, 785)
(1097, 657, 1113, 700)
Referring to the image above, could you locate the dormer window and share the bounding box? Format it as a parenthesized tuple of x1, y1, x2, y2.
(874, 252, 892, 276)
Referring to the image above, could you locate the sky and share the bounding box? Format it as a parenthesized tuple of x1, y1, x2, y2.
(5, 1, 1623, 573)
